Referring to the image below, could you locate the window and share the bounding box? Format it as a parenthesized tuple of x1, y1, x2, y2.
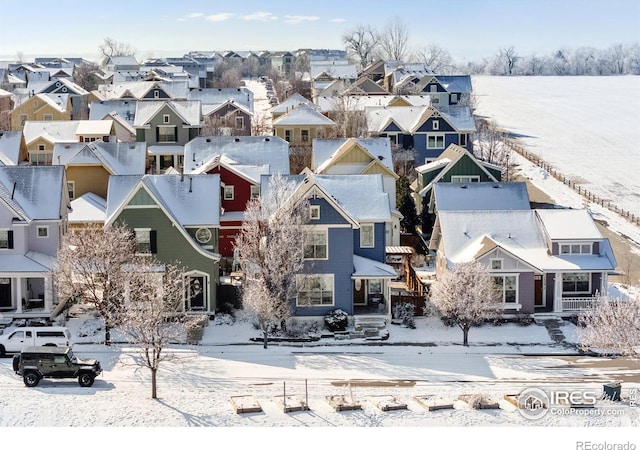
(559, 243, 592, 255)
(310, 205, 320, 220)
(368, 279, 382, 295)
(135, 229, 155, 254)
(301, 129, 309, 142)
(450, 93, 458, 104)
(459, 133, 467, 146)
(451, 175, 480, 183)
(67, 181, 75, 200)
(432, 120, 439, 131)
(163, 114, 170, 124)
(30, 152, 52, 165)
(296, 274, 334, 306)
(38, 145, 45, 151)
(250, 185, 260, 199)
(235, 116, 244, 130)
(303, 230, 327, 259)
(20, 115, 27, 127)
(562, 273, 590, 293)
(493, 275, 517, 303)
(37, 226, 48, 238)
(316, 129, 325, 138)
(387, 134, 398, 146)
(360, 224, 374, 248)
(490, 259, 503, 270)
(223, 185, 234, 200)
(157, 126, 177, 142)
(0, 230, 13, 249)
(429, 84, 438, 93)
(43, 114, 53, 121)
(427, 135, 445, 149)
(153, 90, 160, 98)
(284, 130, 292, 142)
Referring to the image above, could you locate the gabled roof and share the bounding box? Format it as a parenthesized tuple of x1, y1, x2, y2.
(133, 100, 201, 127)
(416, 144, 501, 197)
(365, 105, 429, 133)
(107, 56, 140, 66)
(310, 62, 358, 80)
(316, 94, 431, 113)
(0, 131, 23, 166)
(312, 137, 396, 177)
(433, 182, 530, 211)
(272, 104, 335, 127)
(22, 120, 113, 145)
(89, 99, 138, 124)
(432, 75, 472, 94)
(536, 209, 603, 240)
(53, 141, 146, 175)
(0, 166, 64, 222)
(27, 78, 88, 95)
(352, 254, 397, 278)
(271, 93, 317, 115)
(184, 136, 290, 175)
(68, 192, 106, 224)
(187, 87, 253, 112)
(95, 80, 189, 100)
(106, 174, 220, 229)
(203, 99, 253, 118)
(436, 106, 476, 132)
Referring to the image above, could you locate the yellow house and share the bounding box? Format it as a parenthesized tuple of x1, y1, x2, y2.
(272, 104, 336, 144)
(10, 93, 71, 131)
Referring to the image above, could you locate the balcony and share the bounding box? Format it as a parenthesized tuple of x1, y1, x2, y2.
(561, 296, 596, 311)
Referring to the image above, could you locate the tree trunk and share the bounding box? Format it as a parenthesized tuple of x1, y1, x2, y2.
(105, 325, 111, 347)
(151, 368, 157, 399)
(463, 325, 470, 347)
(263, 331, 268, 349)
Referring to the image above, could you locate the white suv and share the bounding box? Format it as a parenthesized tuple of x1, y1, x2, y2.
(0, 326, 72, 356)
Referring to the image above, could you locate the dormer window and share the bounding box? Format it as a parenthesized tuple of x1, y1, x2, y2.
(432, 120, 439, 131)
(310, 205, 320, 220)
(153, 90, 160, 98)
(559, 243, 592, 255)
(163, 114, 170, 124)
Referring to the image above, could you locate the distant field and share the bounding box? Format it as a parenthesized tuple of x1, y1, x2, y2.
(472, 76, 640, 217)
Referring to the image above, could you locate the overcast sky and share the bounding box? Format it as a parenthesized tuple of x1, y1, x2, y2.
(1, 0, 638, 62)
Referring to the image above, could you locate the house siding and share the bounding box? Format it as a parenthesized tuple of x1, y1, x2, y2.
(309, 197, 349, 226)
(353, 223, 385, 261)
(517, 272, 535, 314)
(66, 166, 111, 199)
(115, 207, 219, 312)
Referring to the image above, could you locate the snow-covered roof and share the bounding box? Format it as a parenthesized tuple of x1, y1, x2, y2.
(75, 120, 114, 136)
(22, 120, 81, 145)
(89, 99, 138, 124)
(434, 182, 530, 211)
(147, 145, 184, 156)
(184, 136, 290, 175)
(68, 192, 106, 224)
(352, 255, 397, 278)
(271, 93, 318, 115)
(316, 95, 431, 113)
(437, 106, 476, 132)
(0, 131, 23, 166)
(0, 166, 64, 222)
(187, 87, 253, 112)
(31, 93, 69, 112)
(536, 209, 603, 240)
(0, 253, 52, 273)
(53, 141, 146, 175)
(272, 104, 335, 127)
(310, 62, 358, 80)
(134, 100, 201, 127)
(106, 174, 220, 228)
(434, 75, 473, 94)
(312, 138, 395, 175)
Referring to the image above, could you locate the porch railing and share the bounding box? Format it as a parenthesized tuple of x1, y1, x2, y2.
(562, 297, 596, 311)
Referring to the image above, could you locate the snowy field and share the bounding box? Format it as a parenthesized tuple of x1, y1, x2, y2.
(473, 76, 640, 218)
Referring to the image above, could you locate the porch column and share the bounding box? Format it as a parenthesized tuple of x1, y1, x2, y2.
(553, 273, 563, 313)
(15, 278, 23, 313)
(601, 272, 608, 296)
(44, 275, 53, 312)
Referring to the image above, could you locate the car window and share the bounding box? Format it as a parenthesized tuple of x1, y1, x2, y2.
(54, 356, 66, 364)
(9, 331, 24, 340)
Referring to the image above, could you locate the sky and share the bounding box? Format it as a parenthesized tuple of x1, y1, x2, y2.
(0, 0, 639, 62)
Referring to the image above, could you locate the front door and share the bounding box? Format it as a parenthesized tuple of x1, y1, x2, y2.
(534, 275, 544, 307)
(0, 278, 11, 308)
(187, 276, 206, 311)
(353, 279, 366, 306)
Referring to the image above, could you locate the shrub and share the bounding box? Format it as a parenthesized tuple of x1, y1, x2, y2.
(393, 302, 416, 329)
(324, 309, 349, 332)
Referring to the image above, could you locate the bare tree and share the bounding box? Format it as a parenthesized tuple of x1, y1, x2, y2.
(428, 260, 502, 346)
(73, 62, 100, 91)
(53, 224, 136, 345)
(251, 112, 272, 136)
(99, 37, 136, 64)
(498, 46, 519, 75)
(329, 95, 367, 138)
(577, 293, 640, 356)
(378, 17, 411, 62)
(118, 260, 202, 399)
(415, 44, 453, 73)
(342, 24, 379, 69)
(234, 174, 309, 348)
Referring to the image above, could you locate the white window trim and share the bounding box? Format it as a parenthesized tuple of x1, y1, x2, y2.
(134, 228, 152, 255)
(451, 175, 480, 183)
(0, 229, 10, 249)
(360, 224, 374, 248)
(459, 133, 467, 146)
(250, 185, 260, 199)
(67, 181, 75, 200)
(427, 134, 445, 149)
(235, 116, 244, 130)
(163, 114, 170, 124)
(432, 120, 439, 131)
(561, 272, 591, 294)
(36, 225, 49, 238)
(493, 273, 521, 309)
(490, 258, 503, 270)
(223, 185, 234, 200)
(310, 205, 320, 220)
(301, 129, 310, 142)
(284, 129, 292, 142)
(296, 274, 335, 307)
(303, 229, 328, 260)
(559, 242, 593, 255)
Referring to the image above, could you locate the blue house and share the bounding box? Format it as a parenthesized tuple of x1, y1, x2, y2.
(366, 105, 475, 163)
(277, 170, 397, 320)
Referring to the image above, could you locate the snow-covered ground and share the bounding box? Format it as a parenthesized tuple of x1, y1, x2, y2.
(473, 76, 640, 219)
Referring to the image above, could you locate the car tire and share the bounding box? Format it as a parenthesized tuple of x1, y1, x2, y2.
(23, 371, 40, 387)
(0, 344, 5, 358)
(42, 343, 56, 347)
(78, 373, 95, 387)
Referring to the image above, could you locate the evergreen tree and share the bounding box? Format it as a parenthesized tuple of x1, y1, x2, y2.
(397, 176, 418, 233)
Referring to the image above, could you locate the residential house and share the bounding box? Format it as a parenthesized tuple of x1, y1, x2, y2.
(68, 192, 107, 228)
(413, 143, 502, 218)
(0, 165, 69, 316)
(311, 137, 401, 245)
(429, 208, 617, 316)
(0, 131, 27, 165)
(0, 88, 15, 130)
(105, 174, 221, 314)
(26, 78, 89, 120)
(22, 120, 116, 166)
(366, 105, 475, 163)
(188, 88, 254, 136)
(10, 93, 71, 131)
(103, 56, 140, 72)
(272, 104, 335, 144)
(430, 182, 530, 215)
(88, 99, 137, 142)
(271, 93, 317, 121)
(277, 170, 397, 319)
(92, 80, 190, 103)
(184, 135, 290, 269)
(133, 100, 202, 173)
(270, 52, 294, 78)
(415, 75, 473, 106)
(53, 141, 147, 200)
